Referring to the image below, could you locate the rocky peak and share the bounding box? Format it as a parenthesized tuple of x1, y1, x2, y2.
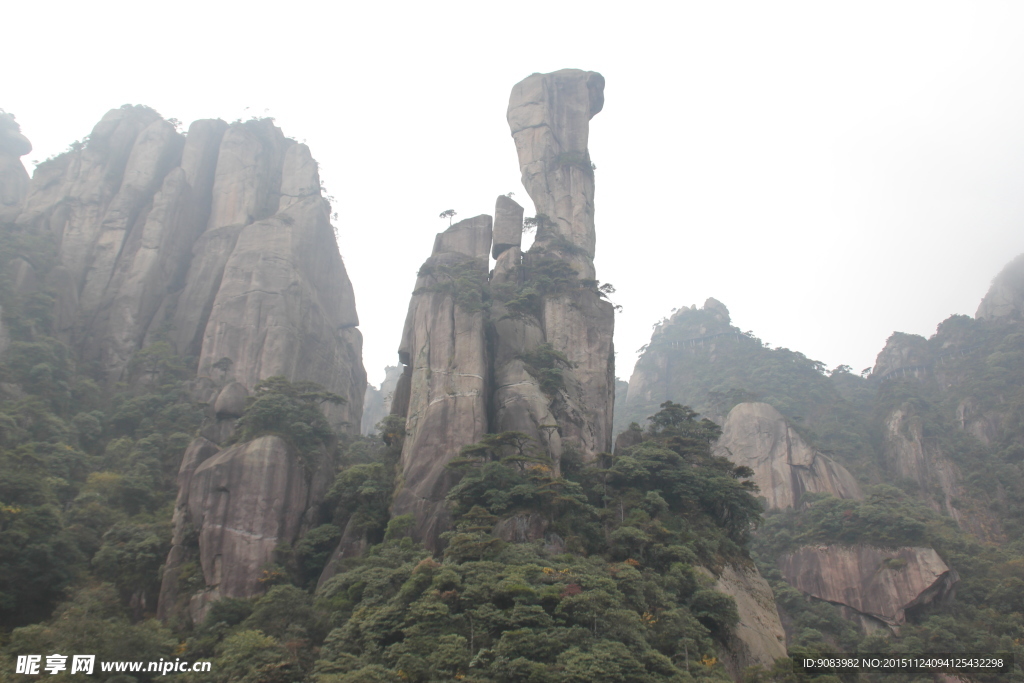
(976, 252, 1024, 321)
(388, 70, 615, 550)
(7, 108, 364, 424)
(2, 107, 366, 621)
(361, 365, 404, 435)
(507, 69, 604, 280)
(871, 332, 930, 380)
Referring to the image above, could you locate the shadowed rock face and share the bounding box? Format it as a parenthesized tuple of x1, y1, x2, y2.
(778, 545, 958, 631)
(714, 402, 862, 509)
(388, 71, 615, 551)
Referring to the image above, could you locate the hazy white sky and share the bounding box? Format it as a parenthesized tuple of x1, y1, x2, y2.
(7, 1, 1024, 386)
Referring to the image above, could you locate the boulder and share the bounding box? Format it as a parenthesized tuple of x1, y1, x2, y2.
(214, 382, 249, 418)
(713, 402, 862, 509)
(492, 194, 524, 258)
(778, 545, 958, 630)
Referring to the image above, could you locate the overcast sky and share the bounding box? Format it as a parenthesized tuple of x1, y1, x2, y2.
(7, 1, 1024, 386)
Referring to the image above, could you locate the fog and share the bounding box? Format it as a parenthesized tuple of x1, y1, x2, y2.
(8, 1, 1024, 385)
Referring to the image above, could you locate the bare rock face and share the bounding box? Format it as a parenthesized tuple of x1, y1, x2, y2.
(178, 436, 333, 623)
(0, 112, 31, 221)
(880, 404, 977, 534)
(4, 109, 366, 622)
(712, 565, 787, 677)
(390, 215, 492, 547)
(778, 545, 958, 631)
(389, 71, 615, 549)
(492, 194, 524, 258)
(976, 252, 1024, 321)
(507, 68, 604, 276)
(7, 110, 365, 423)
(506, 69, 615, 460)
(714, 402, 862, 509)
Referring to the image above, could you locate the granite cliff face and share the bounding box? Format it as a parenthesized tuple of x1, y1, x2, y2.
(714, 402, 862, 509)
(710, 565, 788, 676)
(0, 108, 366, 622)
(389, 69, 614, 550)
(8, 108, 364, 424)
(778, 546, 958, 631)
(391, 214, 493, 545)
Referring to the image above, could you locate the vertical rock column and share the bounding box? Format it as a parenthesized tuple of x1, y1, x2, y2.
(507, 69, 615, 458)
(490, 194, 565, 468)
(390, 216, 493, 550)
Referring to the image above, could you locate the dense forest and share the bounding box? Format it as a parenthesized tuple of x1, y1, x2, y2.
(619, 294, 1024, 682)
(6, 204, 1024, 682)
(3, 80, 1024, 682)
(0, 215, 762, 681)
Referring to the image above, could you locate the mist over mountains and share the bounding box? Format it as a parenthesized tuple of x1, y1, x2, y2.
(2, 69, 1024, 682)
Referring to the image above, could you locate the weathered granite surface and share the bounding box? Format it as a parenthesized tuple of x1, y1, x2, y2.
(714, 402, 862, 509)
(778, 545, 958, 630)
(389, 71, 615, 550)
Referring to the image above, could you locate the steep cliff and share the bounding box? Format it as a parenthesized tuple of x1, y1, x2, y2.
(714, 402, 862, 509)
(777, 546, 958, 631)
(710, 564, 788, 676)
(389, 69, 615, 549)
(505, 69, 615, 461)
(0, 107, 366, 623)
(390, 215, 493, 546)
(8, 108, 364, 424)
